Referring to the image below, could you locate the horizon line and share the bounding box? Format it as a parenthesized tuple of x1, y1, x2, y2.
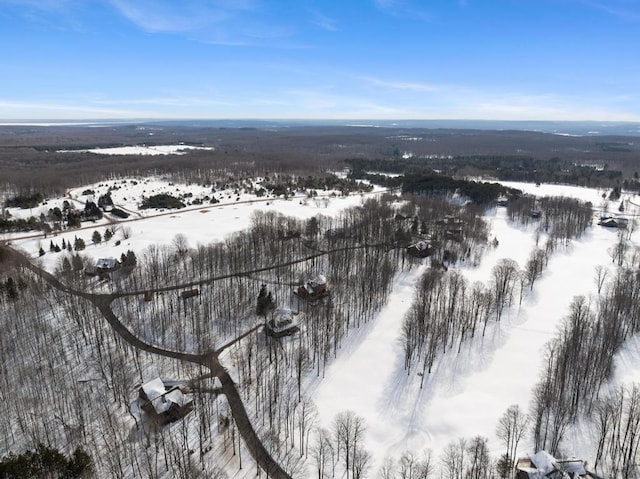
(2, 117, 640, 125)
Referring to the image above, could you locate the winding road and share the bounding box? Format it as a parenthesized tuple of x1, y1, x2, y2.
(2, 245, 293, 478)
(2, 238, 396, 477)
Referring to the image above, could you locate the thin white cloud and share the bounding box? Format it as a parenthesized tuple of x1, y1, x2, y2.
(362, 76, 441, 92)
(0, 0, 88, 31)
(0, 99, 157, 119)
(0, 0, 75, 10)
(431, 89, 640, 121)
(582, 0, 640, 20)
(107, 0, 231, 33)
(3, 83, 640, 121)
(108, 0, 302, 47)
(241, 24, 296, 40)
(373, 0, 433, 22)
(310, 9, 338, 31)
(89, 95, 236, 108)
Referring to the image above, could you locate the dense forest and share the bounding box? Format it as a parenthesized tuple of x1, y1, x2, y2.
(2, 124, 640, 198)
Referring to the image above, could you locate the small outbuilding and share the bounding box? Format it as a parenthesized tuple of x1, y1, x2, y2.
(180, 288, 200, 300)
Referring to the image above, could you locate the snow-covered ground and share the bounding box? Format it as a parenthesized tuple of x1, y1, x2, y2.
(4, 177, 639, 475)
(308, 181, 639, 471)
(5, 177, 381, 273)
(500, 180, 612, 205)
(59, 144, 214, 155)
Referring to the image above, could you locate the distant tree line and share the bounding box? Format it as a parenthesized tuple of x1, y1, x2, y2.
(4, 193, 44, 209)
(345, 154, 631, 191)
(402, 174, 520, 205)
(260, 173, 373, 198)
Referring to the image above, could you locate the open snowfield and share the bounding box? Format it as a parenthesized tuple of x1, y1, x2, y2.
(59, 144, 214, 155)
(6, 177, 380, 273)
(308, 183, 640, 471)
(499, 181, 611, 206)
(4, 177, 639, 475)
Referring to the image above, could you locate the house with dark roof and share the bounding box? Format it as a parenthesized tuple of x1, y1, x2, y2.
(406, 240, 432, 258)
(96, 257, 119, 273)
(85, 257, 120, 277)
(598, 216, 628, 228)
(294, 274, 329, 300)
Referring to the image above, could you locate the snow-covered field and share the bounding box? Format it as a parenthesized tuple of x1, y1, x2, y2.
(6, 177, 378, 272)
(3, 177, 639, 475)
(307, 182, 639, 472)
(59, 144, 214, 155)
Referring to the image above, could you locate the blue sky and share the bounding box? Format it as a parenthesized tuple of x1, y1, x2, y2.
(1, 0, 639, 120)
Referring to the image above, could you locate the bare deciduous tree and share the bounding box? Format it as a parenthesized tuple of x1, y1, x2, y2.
(496, 405, 529, 471)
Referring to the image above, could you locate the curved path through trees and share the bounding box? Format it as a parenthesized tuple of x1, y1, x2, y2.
(3, 238, 396, 477)
(2, 245, 292, 478)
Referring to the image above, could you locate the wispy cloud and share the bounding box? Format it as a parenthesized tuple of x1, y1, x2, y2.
(107, 0, 235, 33)
(0, 0, 76, 10)
(3, 79, 640, 121)
(373, 0, 433, 21)
(89, 95, 236, 108)
(429, 89, 640, 121)
(0, 99, 156, 119)
(310, 9, 338, 32)
(107, 0, 303, 47)
(362, 76, 441, 92)
(0, 0, 88, 31)
(582, 0, 640, 20)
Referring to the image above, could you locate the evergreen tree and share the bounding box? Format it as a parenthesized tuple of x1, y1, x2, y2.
(74, 236, 85, 251)
(0, 444, 92, 478)
(71, 254, 84, 272)
(5, 277, 18, 300)
(495, 454, 512, 479)
(256, 284, 276, 316)
(91, 230, 101, 245)
(121, 250, 137, 267)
